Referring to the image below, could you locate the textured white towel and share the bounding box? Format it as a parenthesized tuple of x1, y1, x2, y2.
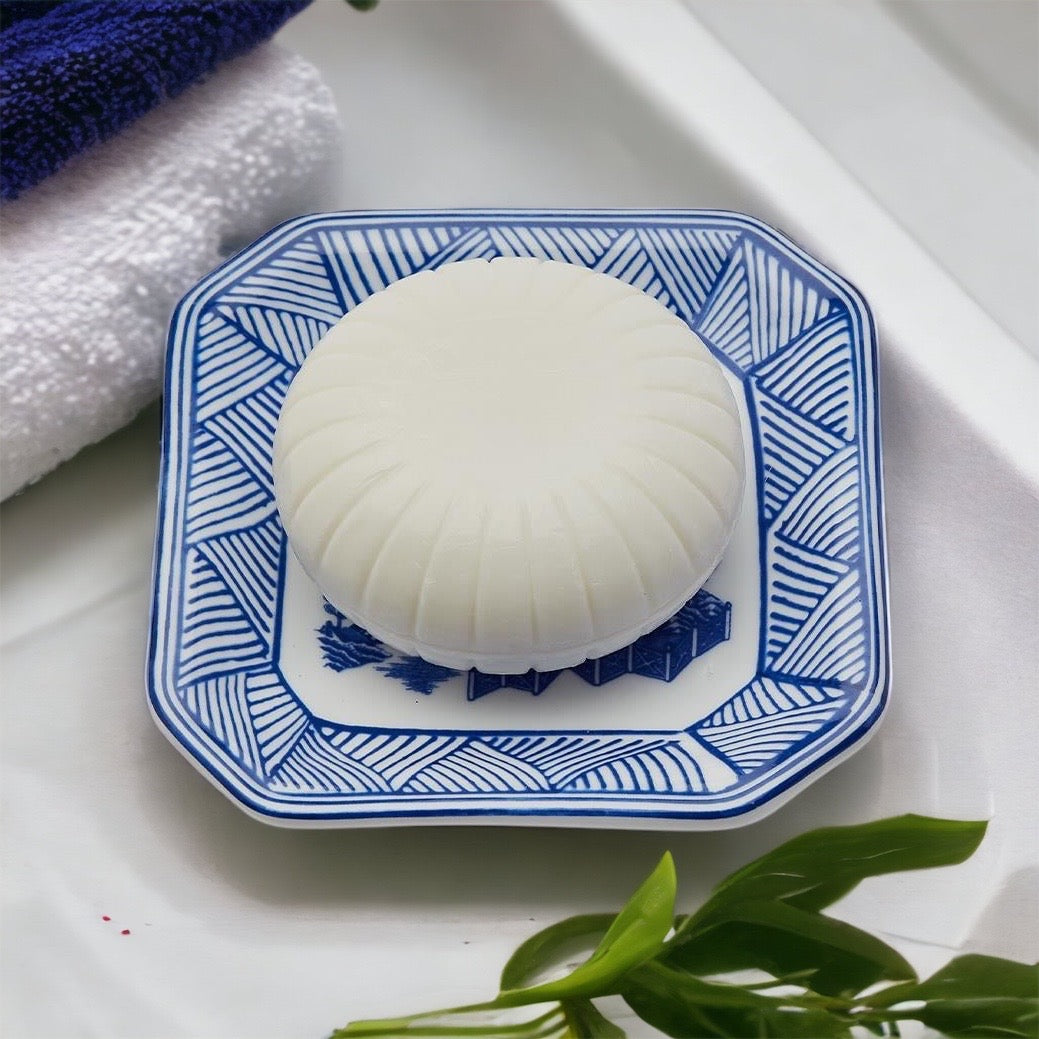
(0, 43, 339, 500)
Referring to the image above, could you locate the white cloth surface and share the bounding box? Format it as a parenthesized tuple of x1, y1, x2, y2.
(0, 43, 339, 500)
(1, 386, 1035, 1037)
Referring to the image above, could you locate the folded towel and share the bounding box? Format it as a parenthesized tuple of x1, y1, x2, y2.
(0, 43, 339, 499)
(0, 0, 311, 201)
(0, 3, 67, 33)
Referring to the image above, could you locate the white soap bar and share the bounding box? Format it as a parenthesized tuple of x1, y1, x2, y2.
(273, 257, 744, 674)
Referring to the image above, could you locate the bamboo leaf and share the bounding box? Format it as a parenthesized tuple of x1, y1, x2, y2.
(500, 916, 615, 992)
(665, 898, 916, 996)
(873, 954, 1039, 1038)
(681, 816, 986, 933)
(560, 1000, 626, 1039)
(621, 961, 853, 1038)
(498, 853, 676, 1005)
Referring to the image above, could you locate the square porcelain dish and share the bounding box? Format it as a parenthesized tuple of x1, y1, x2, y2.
(148, 209, 889, 828)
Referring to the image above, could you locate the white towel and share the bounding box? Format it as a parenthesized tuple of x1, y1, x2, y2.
(0, 43, 340, 500)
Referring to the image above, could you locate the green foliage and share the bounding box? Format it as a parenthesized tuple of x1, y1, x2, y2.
(685, 815, 987, 918)
(665, 899, 917, 997)
(329, 816, 1038, 1039)
(497, 852, 676, 1005)
(500, 915, 616, 992)
(871, 954, 1039, 1037)
(621, 962, 856, 1038)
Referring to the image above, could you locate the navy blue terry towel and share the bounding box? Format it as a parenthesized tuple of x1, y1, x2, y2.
(0, 0, 312, 201)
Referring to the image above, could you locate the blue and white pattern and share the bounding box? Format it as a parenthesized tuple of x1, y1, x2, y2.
(149, 210, 888, 827)
(317, 588, 732, 700)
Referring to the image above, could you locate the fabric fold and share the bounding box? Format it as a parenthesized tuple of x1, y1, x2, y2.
(0, 0, 312, 201)
(0, 43, 340, 499)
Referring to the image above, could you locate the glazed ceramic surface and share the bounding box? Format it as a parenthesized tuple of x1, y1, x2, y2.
(148, 209, 889, 828)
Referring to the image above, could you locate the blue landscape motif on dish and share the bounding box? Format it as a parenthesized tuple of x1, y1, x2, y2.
(317, 589, 732, 699)
(150, 211, 888, 821)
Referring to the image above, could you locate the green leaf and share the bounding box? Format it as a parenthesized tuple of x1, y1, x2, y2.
(560, 1000, 626, 1038)
(872, 954, 1039, 1038)
(681, 816, 987, 930)
(498, 852, 677, 1005)
(345, 0, 379, 10)
(331, 817, 1014, 1039)
(620, 961, 853, 1038)
(501, 916, 615, 991)
(330, 1005, 569, 1039)
(330, 1001, 624, 1039)
(665, 898, 917, 996)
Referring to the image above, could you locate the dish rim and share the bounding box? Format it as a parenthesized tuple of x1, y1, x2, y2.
(147, 207, 890, 830)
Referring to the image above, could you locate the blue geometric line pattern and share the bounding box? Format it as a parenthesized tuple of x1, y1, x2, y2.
(751, 386, 847, 522)
(321, 728, 469, 789)
(316, 225, 468, 303)
(775, 446, 861, 561)
(184, 430, 273, 542)
(489, 224, 618, 265)
(637, 227, 741, 321)
(244, 670, 310, 774)
(175, 672, 263, 776)
(194, 516, 282, 646)
(222, 237, 346, 320)
(695, 677, 846, 773)
(201, 370, 291, 489)
(194, 311, 288, 424)
(559, 741, 711, 795)
(592, 229, 663, 297)
(769, 568, 866, 684)
(764, 533, 849, 663)
(270, 729, 394, 795)
(695, 236, 833, 372)
(214, 303, 328, 370)
(397, 742, 553, 795)
(248, 727, 742, 797)
(754, 310, 856, 440)
(480, 733, 653, 790)
(150, 210, 888, 824)
(176, 548, 268, 686)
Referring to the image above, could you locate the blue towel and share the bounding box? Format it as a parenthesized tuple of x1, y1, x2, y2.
(0, 0, 311, 201)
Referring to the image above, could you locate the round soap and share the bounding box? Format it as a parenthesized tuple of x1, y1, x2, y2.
(273, 257, 744, 674)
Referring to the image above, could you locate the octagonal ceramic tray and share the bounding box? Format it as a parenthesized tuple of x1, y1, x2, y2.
(148, 209, 889, 829)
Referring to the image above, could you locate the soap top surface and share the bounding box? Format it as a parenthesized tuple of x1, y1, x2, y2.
(272, 257, 744, 673)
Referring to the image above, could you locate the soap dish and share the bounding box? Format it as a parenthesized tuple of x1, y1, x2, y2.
(148, 209, 890, 830)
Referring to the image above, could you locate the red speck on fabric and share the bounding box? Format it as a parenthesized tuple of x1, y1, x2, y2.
(101, 915, 111, 922)
(120, 929, 131, 936)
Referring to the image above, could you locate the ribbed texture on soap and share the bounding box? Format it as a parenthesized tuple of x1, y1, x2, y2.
(273, 258, 745, 673)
